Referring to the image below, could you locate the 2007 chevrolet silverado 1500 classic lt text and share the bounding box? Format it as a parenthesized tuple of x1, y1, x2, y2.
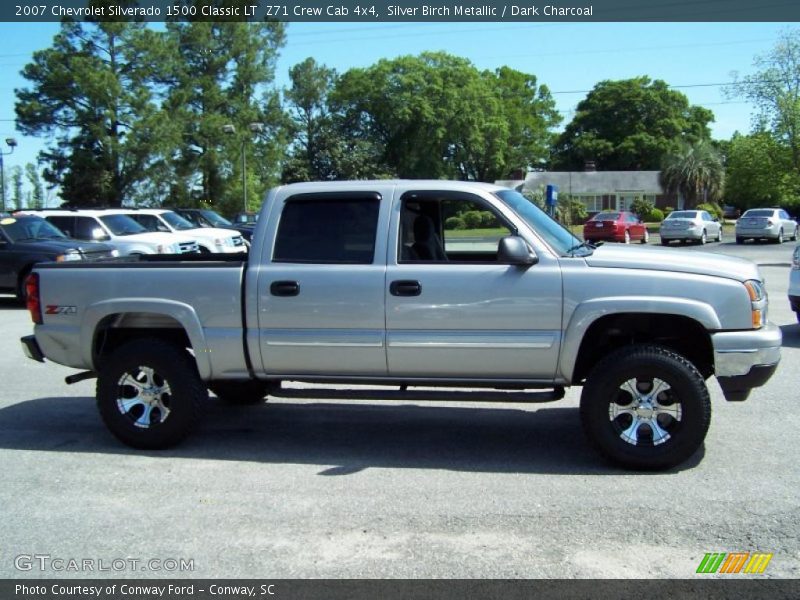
(20, 181, 782, 470)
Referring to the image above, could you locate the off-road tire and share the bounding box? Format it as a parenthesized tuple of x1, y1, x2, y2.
(96, 338, 207, 449)
(580, 344, 711, 471)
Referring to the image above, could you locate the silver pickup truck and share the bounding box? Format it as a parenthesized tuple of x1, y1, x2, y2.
(20, 181, 781, 470)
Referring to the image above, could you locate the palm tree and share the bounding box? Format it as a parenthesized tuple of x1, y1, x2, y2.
(660, 141, 725, 208)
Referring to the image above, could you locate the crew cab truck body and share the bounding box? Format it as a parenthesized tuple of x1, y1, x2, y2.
(21, 181, 782, 470)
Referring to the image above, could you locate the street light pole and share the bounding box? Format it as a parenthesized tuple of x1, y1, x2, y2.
(223, 123, 264, 214)
(0, 138, 18, 213)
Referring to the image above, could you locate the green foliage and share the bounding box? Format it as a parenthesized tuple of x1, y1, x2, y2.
(556, 197, 588, 226)
(724, 131, 799, 209)
(552, 76, 713, 170)
(696, 202, 723, 220)
(445, 216, 466, 230)
(631, 197, 655, 219)
(660, 141, 725, 208)
(331, 52, 559, 181)
(648, 208, 665, 222)
(462, 211, 484, 228)
(24, 163, 44, 209)
(664, 206, 675, 216)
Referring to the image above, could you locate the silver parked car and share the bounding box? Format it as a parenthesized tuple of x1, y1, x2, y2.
(790, 245, 800, 323)
(659, 210, 722, 245)
(735, 208, 798, 244)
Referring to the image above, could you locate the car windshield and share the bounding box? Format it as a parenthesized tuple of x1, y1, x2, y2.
(494, 189, 585, 256)
(743, 209, 774, 217)
(161, 211, 196, 231)
(668, 211, 697, 219)
(592, 212, 620, 221)
(99, 214, 147, 236)
(0, 216, 69, 242)
(200, 210, 233, 227)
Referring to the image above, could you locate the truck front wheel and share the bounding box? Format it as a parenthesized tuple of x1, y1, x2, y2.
(580, 345, 711, 470)
(96, 339, 208, 449)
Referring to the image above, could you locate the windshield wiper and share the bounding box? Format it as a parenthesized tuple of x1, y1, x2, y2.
(566, 240, 600, 255)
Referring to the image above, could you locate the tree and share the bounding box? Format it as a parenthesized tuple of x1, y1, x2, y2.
(724, 131, 800, 210)
(659, 141, 725, 209)
(11, 166, 24, 210)
(332, 52, 558, 181)
(730, 29, 800, 173)
(485, 66, 561, 176)
(15, 16, 168, 206)
(25, 163, 44, 209)
(161, 20, 286, 215)
(552, 76, 714, 170)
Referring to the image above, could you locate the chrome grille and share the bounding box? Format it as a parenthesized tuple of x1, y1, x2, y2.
(179, 240, 200, 253)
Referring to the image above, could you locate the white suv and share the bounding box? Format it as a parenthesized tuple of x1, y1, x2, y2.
(115, 209, 246, 254)
(33, 210, 199, 256)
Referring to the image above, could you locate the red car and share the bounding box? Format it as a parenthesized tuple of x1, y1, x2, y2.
(582, 211, 649, 244)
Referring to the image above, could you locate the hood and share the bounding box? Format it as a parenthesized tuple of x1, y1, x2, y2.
(584, 244, 760, 282)
(187, 227, 242, 240)
(14, 238, 115, 256)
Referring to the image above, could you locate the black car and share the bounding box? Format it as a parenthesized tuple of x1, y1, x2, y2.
(0, 214, 116, 301)
(173, 208, 256, 243)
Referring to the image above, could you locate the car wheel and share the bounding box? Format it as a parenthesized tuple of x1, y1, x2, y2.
(623, 230, 631, 244)
(660, 239, 670, 246)
(776, 228, 784, 244)
(716, 228, 723, 243)
(208, 380, 279, 404)
(580, 344, 711, 470)
(736, 236, 744, 245)
(96, 338, 208, 449)
(641, 229, 650, 244)
(792, 227, 798, 242)
(698, 230, 707, 245)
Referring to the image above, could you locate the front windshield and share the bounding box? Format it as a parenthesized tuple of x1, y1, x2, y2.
(161, 211, 196, 231)
(0, 216, 68, 242)
(99, 214, 147, 236)
(668, 211, 697, 219)
(200, 209, 233, 227)
(494, 189, 583, 256)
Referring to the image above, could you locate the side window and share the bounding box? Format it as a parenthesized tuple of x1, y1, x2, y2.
(74, 217, 104, 240)
(399, 194, 512, 263)
(46, 216, 73, 238)
(273, 196, 380, 264)
(133, 214, 163, 232)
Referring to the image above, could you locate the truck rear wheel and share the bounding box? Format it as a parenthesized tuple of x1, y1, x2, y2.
(208, 380, 278, 404)
(96, 339, 207, 449)
(580, 345, 710, 470)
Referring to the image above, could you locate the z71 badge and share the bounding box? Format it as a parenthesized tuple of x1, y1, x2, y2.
(45, 305, 77, 315)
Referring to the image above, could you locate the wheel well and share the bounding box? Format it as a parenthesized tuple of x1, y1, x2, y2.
(93, 312, 192, 367)
(571, 313, 714, 384)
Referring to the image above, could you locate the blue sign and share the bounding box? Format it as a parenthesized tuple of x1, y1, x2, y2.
(546, 184, 559, 207)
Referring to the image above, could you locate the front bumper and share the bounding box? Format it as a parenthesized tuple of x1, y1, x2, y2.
(712, 322, 782, 401)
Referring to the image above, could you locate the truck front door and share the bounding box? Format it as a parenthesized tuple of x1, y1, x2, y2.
(385, 189, 563, 382)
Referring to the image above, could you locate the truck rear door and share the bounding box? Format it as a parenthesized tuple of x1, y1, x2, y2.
(254, 190, 390, 376)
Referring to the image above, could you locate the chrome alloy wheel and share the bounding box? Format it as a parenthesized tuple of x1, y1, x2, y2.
(608, 377, 682, 446)
(116, 366, 172, 428)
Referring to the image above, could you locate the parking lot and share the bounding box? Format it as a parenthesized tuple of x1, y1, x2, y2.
(1, 240, 798, 579)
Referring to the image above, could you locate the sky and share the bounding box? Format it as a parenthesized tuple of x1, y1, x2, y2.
(0, 20, 792, 201)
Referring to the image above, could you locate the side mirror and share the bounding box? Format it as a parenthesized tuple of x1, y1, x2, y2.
(91, 227, 110, 241)
(498, 236, 538, 266)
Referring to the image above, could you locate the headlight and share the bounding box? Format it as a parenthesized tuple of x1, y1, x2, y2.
(744, 279, 767, 328)
(110, 249, 120, 257)
(171, 243, 181, 253)
(56, 250, 82, 262)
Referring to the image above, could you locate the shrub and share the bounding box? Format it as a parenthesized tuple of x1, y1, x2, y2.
(462, 210, 484, 229)
(697, 202, 723, 220)
(648, 208, 664, 222)
(631, 198, 655, 219)
(480, 211, 498, 227)
(445, 216, 466, 230)
(664, 206, 675, 217)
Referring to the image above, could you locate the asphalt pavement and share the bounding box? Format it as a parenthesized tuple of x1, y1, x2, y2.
(0, 241, 798, 579)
